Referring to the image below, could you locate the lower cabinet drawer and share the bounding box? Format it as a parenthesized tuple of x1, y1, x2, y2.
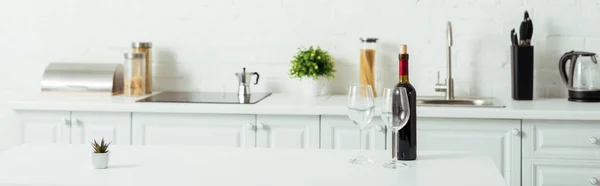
(523, 120, 600, 159)
(523, 159, 600, 186)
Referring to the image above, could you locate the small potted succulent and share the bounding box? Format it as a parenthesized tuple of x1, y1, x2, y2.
(289, 46, 335, 98)
(91, 138, 111, 169)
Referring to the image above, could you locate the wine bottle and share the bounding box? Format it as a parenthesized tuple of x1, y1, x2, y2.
(395, 45, 417, 160)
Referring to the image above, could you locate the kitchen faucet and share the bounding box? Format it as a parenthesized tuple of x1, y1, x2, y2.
(434, 21, 455, 100)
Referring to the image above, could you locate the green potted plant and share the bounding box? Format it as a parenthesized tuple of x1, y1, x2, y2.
(289, 46, 335, 98)
(91, 138, 111, 169)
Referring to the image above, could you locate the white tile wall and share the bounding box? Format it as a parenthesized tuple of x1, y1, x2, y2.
(1, 0, 599, 149)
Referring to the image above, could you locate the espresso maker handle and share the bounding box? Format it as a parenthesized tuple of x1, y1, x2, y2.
(253, 72, 260, 85)
(559, 51, 576, 86)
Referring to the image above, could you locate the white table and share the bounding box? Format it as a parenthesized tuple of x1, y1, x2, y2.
(0, 145, 505, 186)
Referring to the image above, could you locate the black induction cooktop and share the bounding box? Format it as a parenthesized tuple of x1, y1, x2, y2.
(136, 92, 272, 104)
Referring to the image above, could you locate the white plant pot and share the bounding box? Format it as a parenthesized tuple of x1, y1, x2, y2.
(91, 152, 110, 169)
(300, 77, 328, 99)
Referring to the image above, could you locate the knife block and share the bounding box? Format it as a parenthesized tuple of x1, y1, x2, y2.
(511, 46, 534, 100)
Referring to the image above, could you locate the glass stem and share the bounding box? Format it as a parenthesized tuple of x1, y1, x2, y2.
(359, 127, 364, 156)
(392, 129, 398, 161)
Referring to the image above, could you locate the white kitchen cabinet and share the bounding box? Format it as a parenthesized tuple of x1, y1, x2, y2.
(17, 111, 131, 145)
(132, 113, 255, 147)
(320, 116, 386, 150)
(255, 115, 319, 149)
(417, 118, 521, 186)
(70, 112, 131, 145)
(523, 120, 600, 160)
(17, 111, 71, 144)
(522, 120, 600, 186)
(523, 159, 600, 186)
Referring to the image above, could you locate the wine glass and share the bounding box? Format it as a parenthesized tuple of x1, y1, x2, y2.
(381, 87, 411, 169)
(347, 84, 375, 164)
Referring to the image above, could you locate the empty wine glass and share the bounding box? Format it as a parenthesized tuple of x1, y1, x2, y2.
(381, 87, 411, 169)
(347, 84, 375, 164)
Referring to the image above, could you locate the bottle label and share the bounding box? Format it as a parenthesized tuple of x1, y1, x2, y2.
(399, 59, 408, 76)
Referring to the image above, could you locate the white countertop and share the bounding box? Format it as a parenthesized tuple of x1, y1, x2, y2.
(10, 93, 600, 120)
(0, 144, 505, 186)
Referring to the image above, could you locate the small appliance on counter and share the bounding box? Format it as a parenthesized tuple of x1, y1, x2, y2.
(559, 51, 600, 102)
(41, 62, 124, 96)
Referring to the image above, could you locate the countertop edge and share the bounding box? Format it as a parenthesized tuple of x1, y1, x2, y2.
(10, 99, 600, 121)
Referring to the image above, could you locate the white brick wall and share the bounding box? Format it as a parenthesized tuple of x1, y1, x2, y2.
(1, 0, 599, 148)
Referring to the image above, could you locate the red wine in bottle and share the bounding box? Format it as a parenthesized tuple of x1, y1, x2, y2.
(395, 45, 417, 160)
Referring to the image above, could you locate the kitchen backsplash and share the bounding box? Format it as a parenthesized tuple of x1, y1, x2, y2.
(0, 0, 599, 147)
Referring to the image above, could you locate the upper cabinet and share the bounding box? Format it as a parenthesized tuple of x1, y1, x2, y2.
(70, 112, 131, 145)
(132, 113, 256, 147)
(255, 115, 319, 149)
(17, 111, 71, 144)
(418, 118, 521, 186)
(320, 115, 387, 150)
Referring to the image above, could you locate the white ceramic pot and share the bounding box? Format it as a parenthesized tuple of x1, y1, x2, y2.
(300, 77, 328, 99)
(91, 152, 110, 169)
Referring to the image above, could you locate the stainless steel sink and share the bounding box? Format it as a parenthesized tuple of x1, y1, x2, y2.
(417, 97, 505, 108)
(419, 22, 504, 108)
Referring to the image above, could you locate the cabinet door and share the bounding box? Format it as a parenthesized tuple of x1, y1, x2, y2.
(17, 111, 71, 144)
(523, 159, 600, 186)
(523, 120, 600, 160)
(70, 112, 131, 145)
(418, 118, 521, 186)
(132, 113, 255, 147)
(321, 116, 386, 150)
(256, 115, 319, 149)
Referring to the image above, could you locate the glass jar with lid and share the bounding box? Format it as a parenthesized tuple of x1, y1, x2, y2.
(123, 52, 146, 96)
(359, 37, 381, 96)
(132, 42, 152, 94)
